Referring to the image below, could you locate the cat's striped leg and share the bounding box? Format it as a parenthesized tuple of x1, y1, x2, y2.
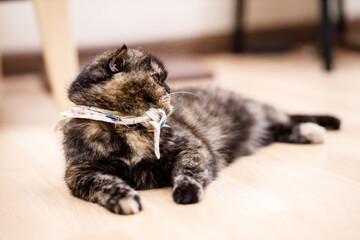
(262, 104, 340, 144)
(171, 148, 214, 204)
(269, 122, 326, 144)
(65, 164, 142, 214)
(268, 114, 340, 144)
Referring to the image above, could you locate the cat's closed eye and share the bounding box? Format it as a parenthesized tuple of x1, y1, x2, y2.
(151, 73, 160, 82)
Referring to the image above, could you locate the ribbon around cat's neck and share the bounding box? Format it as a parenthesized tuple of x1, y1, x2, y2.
(52, 105, 168, 159)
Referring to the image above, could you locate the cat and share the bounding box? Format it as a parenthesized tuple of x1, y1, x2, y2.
(61, 45, 340, 214)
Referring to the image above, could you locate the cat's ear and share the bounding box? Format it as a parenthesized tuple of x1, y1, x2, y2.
(109, 44, 128, 72)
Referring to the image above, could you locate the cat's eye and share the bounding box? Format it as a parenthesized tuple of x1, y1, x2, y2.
(151, 73, 160, 81)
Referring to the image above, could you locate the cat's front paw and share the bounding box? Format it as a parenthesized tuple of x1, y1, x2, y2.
(105, 191, 142, 215)
(172, 178, 204, 204)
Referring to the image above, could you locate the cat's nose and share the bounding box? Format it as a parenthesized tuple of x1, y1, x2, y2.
(164, 83, 171, 93)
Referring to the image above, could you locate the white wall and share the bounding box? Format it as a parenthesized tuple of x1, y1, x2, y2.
(1, 0, 360, 54)
(346, 0, 360, 20)
(0, 0, 236, 54)
(0, 1, 42, 54)
(245, 0, 318, 31)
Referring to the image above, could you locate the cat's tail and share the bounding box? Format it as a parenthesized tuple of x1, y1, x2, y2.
(289, 115, 341, 130)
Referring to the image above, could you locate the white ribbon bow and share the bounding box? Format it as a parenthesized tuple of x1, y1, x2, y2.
(52, 106, 168, 159)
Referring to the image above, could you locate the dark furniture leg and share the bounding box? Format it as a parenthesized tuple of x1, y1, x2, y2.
(232, 0, 245, 53)
(320, 0, 333, 71)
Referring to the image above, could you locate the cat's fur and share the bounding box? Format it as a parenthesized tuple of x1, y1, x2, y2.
(62, 45, 340, 214)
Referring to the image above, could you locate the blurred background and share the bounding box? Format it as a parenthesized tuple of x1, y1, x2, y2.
(2, 0, 360, 54)
(1, 0, 360, 78)
(1, 0, 360, 110)
(1, 1, 360, 240)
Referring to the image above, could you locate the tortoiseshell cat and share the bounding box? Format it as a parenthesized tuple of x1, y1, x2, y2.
(62, 45, 340, 214)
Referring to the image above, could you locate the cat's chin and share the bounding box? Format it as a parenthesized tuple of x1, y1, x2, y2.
(163, 104, 174, 117)
(159, 94, 173, 116)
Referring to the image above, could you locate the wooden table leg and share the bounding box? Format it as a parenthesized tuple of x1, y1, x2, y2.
(33, 0, 79, 111)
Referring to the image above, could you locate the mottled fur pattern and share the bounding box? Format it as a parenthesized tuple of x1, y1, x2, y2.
(62, 45, 341, 214)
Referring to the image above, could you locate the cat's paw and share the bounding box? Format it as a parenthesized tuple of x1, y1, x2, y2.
(299, 122, 326, 144)
(172, 178, 204, 204)
(105, 191, 142, 215)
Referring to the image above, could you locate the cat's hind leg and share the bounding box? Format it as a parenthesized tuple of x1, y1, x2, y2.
(262, 105, 340, 144)
(268, 122, 326, 144)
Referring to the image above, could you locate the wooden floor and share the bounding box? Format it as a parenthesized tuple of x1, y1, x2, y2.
(1, 49, 360, 240)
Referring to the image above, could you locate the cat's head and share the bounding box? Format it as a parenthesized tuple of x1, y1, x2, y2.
(68, 45, 172, 116)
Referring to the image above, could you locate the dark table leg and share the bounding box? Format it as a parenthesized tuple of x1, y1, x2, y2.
(232, 0, 245, 53)
(320, 0, 333, 71)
